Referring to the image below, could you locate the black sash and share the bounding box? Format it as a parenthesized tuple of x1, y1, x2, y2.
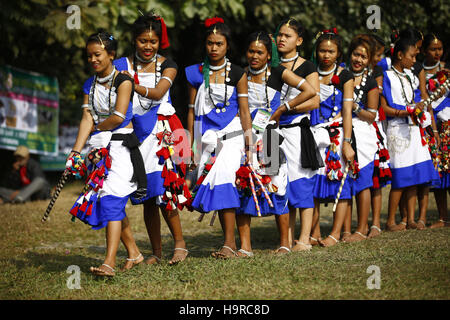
(111, 132, 147, 200)
(280, 117, 324, 170)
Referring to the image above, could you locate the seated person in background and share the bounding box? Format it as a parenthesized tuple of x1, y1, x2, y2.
(0, 145, 51, 204)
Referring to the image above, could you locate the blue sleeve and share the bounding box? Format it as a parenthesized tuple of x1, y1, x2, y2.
(113, 57, 129, 72)
(377, 58, 389, 72)
(83, 77, 94, 95)
(185, 64, 204, 89)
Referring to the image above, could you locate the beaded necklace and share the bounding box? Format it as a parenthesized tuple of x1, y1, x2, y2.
(351, 67, 368, 105)
(134, 54, 162, 110)
(318, 65, 339, 122)
(88, 68, 117, 124)
(392, 66, 414, 105)
(247, 64, 272, 112)
(208, 58, 232, 113)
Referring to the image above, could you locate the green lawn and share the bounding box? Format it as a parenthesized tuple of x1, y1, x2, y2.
(0, 182, 448, 300)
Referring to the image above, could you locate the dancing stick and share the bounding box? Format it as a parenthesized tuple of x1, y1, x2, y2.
(332, 161, 351, 214)
(41, 169, 71, 222)
(209, 210, 218, 226)
(248, 163, 274, 208)
(248, 173, 262, 217)
(198, 212, 206, 222)
(424, 78, 450, 108)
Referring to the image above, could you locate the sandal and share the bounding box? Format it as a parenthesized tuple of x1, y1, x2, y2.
(90, 263, 115, 277)
(368, 225, 382, 238)
(274, 246, 291, 255)
(407, 221, 418, 230)
(237, 249, 254, 257)
(416, 220, 426, 230)
(212, 246, 238, 259)
(341, 231, 351, 242)
(430, 219, 446, 229)
(291, 241, 312, 252)
(169, 248, 189, 265)
(121, 253, 144, 272)
(310, 236, 322, 246)
(385, 222, 406, 232)
(343, 231, 367, 243)
(145, 255, 162, 265)
(319, 235, 339, 247)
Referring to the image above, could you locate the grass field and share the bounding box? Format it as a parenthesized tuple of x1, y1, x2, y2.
(0, 181, 448, 300)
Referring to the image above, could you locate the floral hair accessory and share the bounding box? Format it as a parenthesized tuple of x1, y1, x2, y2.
(205, 17, 224, 28)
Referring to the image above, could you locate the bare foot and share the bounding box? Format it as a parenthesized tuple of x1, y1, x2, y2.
(169, 248, 189, 265)
(121, 253, 144, 272)
(291, 241, 312, 252)
(407, 221, 418, 229)
(145, 255, 161, 265)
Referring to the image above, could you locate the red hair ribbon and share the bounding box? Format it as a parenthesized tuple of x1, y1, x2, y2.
(323, 27, 338, 35)
(155, 16, 170, 49)
(205, 17, 224, 28)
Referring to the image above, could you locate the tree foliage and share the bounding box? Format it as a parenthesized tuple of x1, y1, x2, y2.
(0, 0, 448, 126)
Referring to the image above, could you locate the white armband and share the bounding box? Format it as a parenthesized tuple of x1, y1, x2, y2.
(343, 98, 353, 102)
(81, 104, 90, 109)
(238, 93, 249, 98)
(188, 104, 195, 109)
(296, 78, 306, 90)
(161, 76, 173, 86)
(367, 108, 377, 113)
(113, 110, 126, 119)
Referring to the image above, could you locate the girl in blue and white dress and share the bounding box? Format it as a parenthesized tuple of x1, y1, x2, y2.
(234, 31, 315, 256)
(185, 18, 253, 259)
(422, 33, 450, 229)
(115, 13, 190, 265)
(309, 29, 356, 247)
(381, 36, 438, 231)
(68, 31, 143, 277)
(341, 35, 379, 243)
(275, 18, 322, 251)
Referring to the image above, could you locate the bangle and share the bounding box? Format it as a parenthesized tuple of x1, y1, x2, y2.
(284, 101, 291, 111)
(81, 104, 89, 109)
(343, 137, 352, 144)
(367, 108, 377, 113)
(188, 104, 195, 109)
(433, 129, 439, 133)
(378, 85, 383, 90)
(354, 104, 361, 114)
(237, 93, 249, 98)
(296, 79, 306, 90)
(343, 98, 353, 102)
(94, 124, 100, 131)
(71, 150, 80, 155)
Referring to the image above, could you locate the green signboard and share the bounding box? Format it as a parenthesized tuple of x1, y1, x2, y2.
(0, 65, 59, 155)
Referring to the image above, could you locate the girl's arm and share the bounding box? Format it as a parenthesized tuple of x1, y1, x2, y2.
(354, 88, 378, 123)
(284, 72, 320, 113)
(341, 78, 355, 163)
(236, 73, 253, 161)
(69, 94, 94, 158)
(187, 83, 197, 148)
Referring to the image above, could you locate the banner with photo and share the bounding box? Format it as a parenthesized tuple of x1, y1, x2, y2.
(0, 65, 59, 155)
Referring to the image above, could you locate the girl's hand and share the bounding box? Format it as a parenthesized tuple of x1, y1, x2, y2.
(342, 142, 355, 164)
(269, 109, 282, 125)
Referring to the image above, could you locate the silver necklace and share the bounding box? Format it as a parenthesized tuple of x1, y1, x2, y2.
(96, 66, 116, 84)
(318, 64, 337, 80)
(422, 60, 440, 70)
(209, 58, 228, 71)
(280, 53, 299, 63)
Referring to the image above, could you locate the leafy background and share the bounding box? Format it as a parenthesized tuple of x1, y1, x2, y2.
(0, 0, 448, 127)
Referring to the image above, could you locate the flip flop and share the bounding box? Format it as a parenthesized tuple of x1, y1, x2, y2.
(291, 241, 312, 252)
(237, 248, 254, 257)
(319, 235, 339, 247)
(120, 253, 144, 272)
(169, 248, 189, 265)
(90, 263, 115, 277)
(212, 246, 238, 259)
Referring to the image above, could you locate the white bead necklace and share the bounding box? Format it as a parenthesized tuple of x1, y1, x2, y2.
(318, 64, 337, 80)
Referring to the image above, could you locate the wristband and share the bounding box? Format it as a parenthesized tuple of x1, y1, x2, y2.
(367, 108, 377, 113)
(188, 104, 195, 109)
(343, 98, 353, 102)
(284, 101, 291, 111)
(343, 137, 352, 144)
(81, 104, 89, 109)
(113, 110, 126, 120)
(238, 94, 249, 98)
(71, 150, 80, 155)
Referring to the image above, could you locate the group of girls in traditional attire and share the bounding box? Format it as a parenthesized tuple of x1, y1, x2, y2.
(66, 11, 448, 276)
